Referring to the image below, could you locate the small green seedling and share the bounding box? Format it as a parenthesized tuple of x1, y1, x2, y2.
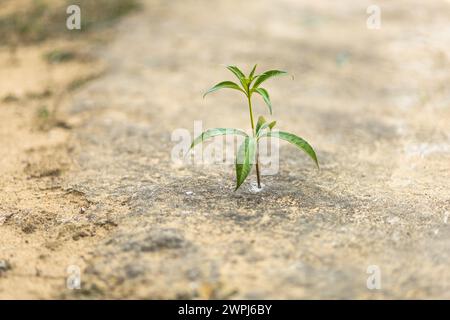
(190, 65, 319, 190)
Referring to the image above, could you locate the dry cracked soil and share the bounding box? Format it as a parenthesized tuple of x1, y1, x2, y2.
(1, 0, 450, 299)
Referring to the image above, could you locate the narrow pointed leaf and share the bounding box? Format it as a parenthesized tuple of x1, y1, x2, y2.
(226, 66, 247, 89)
(249, 64, 257, 79)
(260, 131, 319, 168)
(227, 65, 245, 80)
(257, 120, 277, 137)
(253, 70, 287, 88)
(253, 87, 272, 115)
(190, 128, 248, 150)
(203, 81, 245, 98)
(255, 116, 267, 135)
(235, 137, 256, 190)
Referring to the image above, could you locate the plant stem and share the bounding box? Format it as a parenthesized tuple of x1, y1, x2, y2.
(255, 148, 261, 189)
(247, 95, 261, 188)
(247, 94, 255, 131)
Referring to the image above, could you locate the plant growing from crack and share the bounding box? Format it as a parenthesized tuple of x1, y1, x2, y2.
(190, 65, 319, 190)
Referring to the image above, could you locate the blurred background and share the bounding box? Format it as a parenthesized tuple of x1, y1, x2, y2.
(0, 0, 449, 299)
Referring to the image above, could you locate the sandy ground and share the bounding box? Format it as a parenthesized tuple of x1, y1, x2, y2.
(1, 0, 450, 299)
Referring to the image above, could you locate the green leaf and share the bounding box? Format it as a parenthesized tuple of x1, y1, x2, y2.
(227, 66, 248, 90)
(249, 64, 257, 79)
(235, 137, 256, 190)
(190, 128, 248, 150)
(203, 81, 245, 98)
(253, 87, 272, 115)
(257, 120, 277, 136)
(255, 116, 267, 135)
(227, 65, 245, 80)
(252, 70, 287, 88)
(260, 131, 319, 168)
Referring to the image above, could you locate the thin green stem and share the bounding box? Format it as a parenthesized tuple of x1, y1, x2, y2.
(247, 94, 261, 188)
(247, 94, 255, 133)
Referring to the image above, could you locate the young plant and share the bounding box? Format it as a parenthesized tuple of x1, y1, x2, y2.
(190, 65, 319, 190)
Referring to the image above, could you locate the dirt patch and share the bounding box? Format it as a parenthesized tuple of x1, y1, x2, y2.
(0, 0, 139, 46)
(0, 0, 133, 299)
(1, 0, 449, 299)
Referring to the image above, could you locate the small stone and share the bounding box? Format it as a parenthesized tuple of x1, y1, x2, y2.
(185, 191, 194, 196)
(249, 182, 264, 193)
(80, 207, 86, 214)
(0, 260, 11, 274)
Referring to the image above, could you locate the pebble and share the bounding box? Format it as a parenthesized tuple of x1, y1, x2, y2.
(249, 182, 264, 193)
(0, 260, 11, 273)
